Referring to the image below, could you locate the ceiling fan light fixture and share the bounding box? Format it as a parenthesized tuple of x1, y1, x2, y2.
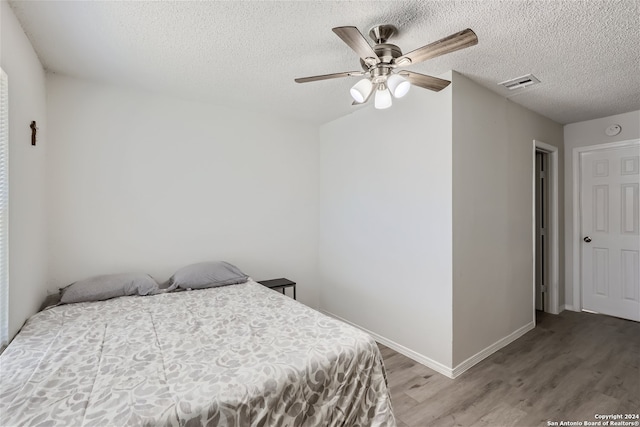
(295, 25, 477, 108)
(374, 85, 392, 110)
(387, 74, 411, 98)
(350, 78, 374, 103)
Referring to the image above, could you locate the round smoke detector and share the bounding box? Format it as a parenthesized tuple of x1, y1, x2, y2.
(605, 124, 622, 136)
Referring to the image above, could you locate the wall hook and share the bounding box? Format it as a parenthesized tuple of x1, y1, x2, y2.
(30, 121, 37, 146)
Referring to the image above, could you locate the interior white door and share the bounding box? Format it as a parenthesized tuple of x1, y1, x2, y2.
(580, 142, 640, 321)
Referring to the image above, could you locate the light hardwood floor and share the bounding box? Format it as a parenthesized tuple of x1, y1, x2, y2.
(379, 310, 640, 427)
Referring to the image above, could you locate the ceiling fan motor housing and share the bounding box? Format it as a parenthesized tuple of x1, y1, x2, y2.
(360, 44, 403, 71)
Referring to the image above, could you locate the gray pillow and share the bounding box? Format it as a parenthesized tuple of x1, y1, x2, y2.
(168, 261, 248, 290)
(60, 273, 158, 304)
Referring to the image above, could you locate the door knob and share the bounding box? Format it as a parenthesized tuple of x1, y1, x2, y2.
(583, 236, 592, 243)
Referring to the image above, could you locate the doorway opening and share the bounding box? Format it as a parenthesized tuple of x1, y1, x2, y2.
(535, 151, 549, 312)
(533, 140, 560, 318)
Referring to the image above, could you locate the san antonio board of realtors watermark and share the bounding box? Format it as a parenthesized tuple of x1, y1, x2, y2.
(547, 414, 640, 426)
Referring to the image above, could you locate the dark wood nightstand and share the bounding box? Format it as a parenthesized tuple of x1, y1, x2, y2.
(258, 278, 296, 300)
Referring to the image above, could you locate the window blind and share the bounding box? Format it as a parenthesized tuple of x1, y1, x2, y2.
(0, 68, 8, 349)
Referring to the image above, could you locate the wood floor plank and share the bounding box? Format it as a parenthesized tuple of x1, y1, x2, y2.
(390, 392, 422, 424)
(380, 311, 639, 427)
(469, 401, 528, 427)
(563, 391, 620, 422)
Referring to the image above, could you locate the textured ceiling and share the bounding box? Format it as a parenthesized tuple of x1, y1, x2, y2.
(8, 0, 640, 125)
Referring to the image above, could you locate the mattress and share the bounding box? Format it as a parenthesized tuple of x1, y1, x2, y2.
(0, 279, 395, 426)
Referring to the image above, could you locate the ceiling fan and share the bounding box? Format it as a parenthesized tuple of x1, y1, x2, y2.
(295, 25, 478, 109)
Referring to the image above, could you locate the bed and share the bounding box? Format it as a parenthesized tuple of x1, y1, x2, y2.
(0, 279, 395, 426)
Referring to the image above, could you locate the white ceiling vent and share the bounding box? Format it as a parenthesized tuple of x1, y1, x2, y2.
(498, 74, 540, 90)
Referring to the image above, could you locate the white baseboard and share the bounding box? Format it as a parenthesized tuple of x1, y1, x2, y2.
(563, 304, 577, 312)
(450, 321, 535, 378)
(319, 309, 455, 378)
(321, 310, 536, 380)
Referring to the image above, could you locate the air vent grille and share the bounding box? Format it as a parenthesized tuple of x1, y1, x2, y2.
(498, 74, 540, 90)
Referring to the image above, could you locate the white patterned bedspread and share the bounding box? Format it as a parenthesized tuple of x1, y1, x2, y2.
(0, 280, 395, 426)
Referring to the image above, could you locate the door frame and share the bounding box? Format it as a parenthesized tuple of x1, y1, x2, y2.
(571, 139, 640, 312)
(533, 140, 560, 315)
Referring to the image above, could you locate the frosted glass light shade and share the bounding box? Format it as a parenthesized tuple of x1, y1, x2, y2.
(387, 74, 411, 98)
(374, 86, 392, 109)
(350, 79, 373, 103)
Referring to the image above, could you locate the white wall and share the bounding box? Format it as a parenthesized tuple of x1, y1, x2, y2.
(1, 0, 48, 339)
(563, 110, 640, 310)
(450, 72, 564, 367)
(318, 74, 454, 370)
(46, 75, 320, 307)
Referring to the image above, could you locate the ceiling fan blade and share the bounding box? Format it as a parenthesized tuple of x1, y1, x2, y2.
(332, 26, 380, 65)
(395, 28, 477, 66)
(295, 71, 364, 83)
(400, 71, 451, 92)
